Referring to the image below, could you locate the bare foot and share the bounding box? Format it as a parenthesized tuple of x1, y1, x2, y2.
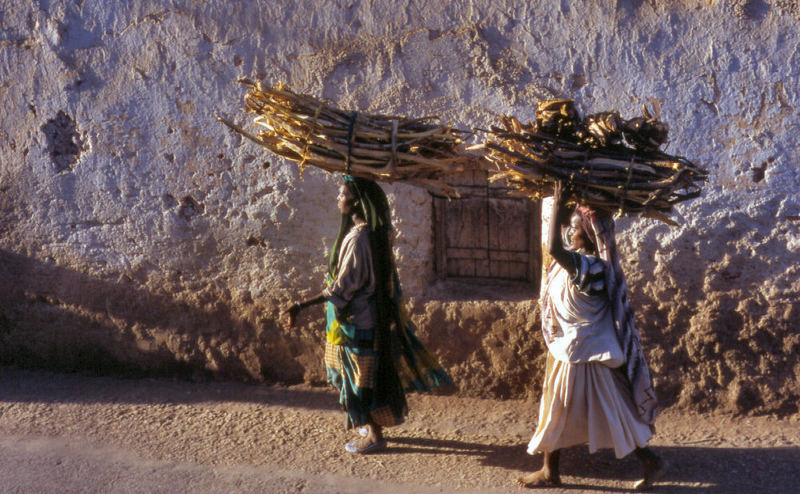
(633, 456, 668, 491)
(365, 424, 383, 443)
(515, 469, 560, 488)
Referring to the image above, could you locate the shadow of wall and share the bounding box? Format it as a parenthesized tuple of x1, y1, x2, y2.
(0, 249, 305, 383)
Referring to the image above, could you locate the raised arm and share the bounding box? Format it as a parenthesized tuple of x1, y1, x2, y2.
(548, 181, 578, 278)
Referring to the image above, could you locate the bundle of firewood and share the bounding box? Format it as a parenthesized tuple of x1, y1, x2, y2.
(217, 79, 482, 197)
(477, 100, 707, 224)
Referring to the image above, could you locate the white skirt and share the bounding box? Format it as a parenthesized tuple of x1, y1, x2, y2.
(527, 354, 653, 459)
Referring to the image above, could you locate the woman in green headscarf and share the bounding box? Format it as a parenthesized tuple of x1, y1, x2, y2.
(283, 175, 451, 453)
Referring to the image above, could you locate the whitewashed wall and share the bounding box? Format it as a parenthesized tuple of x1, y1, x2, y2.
(1, 0, 798, 413)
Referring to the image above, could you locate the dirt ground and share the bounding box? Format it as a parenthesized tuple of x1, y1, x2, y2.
(1, 367, 798, 494)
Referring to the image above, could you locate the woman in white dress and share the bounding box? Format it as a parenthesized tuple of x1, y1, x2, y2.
(517, 181, 666, 490)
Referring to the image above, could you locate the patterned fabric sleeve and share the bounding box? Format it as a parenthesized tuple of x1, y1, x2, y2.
(570, 252, 606, 296)
(323, 228, 373, 309)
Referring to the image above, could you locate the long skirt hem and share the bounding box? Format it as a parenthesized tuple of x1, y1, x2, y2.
(527, 353, 653, 459)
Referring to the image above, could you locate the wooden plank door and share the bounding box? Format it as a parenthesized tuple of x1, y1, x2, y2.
(433, 170, 541, 286)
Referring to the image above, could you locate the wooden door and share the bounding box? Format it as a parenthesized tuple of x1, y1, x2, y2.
(434, 170, 540, 285)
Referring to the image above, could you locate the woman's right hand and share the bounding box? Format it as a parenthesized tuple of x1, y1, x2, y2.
(281, 303, 301, 330)
(553, 179, 569, 205)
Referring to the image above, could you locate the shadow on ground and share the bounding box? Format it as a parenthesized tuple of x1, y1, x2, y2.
(385, 436, 799, 493)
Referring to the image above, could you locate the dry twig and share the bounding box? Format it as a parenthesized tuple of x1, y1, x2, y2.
(218, 79, 485, 197)
(476, 101, 707, 225)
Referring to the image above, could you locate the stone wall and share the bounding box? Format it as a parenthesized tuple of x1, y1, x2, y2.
(1, 0, 798, 415)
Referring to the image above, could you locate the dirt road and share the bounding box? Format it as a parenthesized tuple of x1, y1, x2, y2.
(1, 367, 798, 493)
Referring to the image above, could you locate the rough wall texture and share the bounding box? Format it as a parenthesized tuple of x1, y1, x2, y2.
(1, 0, 798, 415)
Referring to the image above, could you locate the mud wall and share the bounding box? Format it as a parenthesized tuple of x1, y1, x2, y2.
(1, 0, 798, 415)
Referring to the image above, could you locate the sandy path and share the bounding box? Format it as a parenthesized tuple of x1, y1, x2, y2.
(1, 367, 798, 493)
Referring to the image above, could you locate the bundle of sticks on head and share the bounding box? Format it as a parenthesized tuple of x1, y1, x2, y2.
(476, 99, 708, 225)
(217, 79, 483, 198)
